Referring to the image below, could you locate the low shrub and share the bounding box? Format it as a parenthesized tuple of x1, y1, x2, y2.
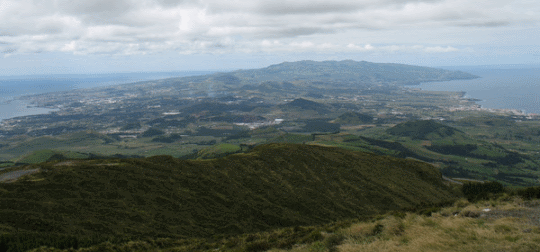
(453, 198, 470, 208)
(322, 233, 345, 252)
(419, 207, 440, 216)
(460, 210, 481, 218)
(462, 181, 504, 201)
(494, 224, 513, 233)
(371, 224, 384, 236)
(244, 240, 271, 252)
(389, 211, 407, 219)
(301, 230, 324, 243)
(516, 186, 540, 200)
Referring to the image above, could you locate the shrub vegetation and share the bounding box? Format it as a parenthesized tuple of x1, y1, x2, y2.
(0, 143, 455, 251)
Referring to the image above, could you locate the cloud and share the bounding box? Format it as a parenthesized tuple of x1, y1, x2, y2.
(2, 48, 16, 54)
(0, 0, 538, 56)
(423, 46, 459, 53)
(455, 21, 510, 27)
(347, 44, 376, 51)
(346, 44, 461, 53)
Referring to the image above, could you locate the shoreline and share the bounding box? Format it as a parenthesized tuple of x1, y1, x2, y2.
(0, 98, 59, 122)
(416, 71, 540, 116)
(411, 87, 539, 118)
(452, 90, 538, 117)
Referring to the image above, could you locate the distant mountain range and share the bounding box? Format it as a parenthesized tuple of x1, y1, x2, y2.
(205, 60, 479, 86)
(168, 60, 479, 88)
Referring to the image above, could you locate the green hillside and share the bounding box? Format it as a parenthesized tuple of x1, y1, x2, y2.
(334, 112, 374, 124)
(386, 120, 462, 140)
(382, 120, 538, 185)
(386, 120, 523, 162)
(14, 150, 90, 164)
(279, 98, 331, 114)
(195, 143, 242, 159)
(0, 131, 116, 161)
(0, 143, 455, 251)
(176, 60, 479, 89)
(231, 60, 479, 85)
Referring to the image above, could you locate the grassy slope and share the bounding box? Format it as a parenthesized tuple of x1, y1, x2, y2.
(195, 143, 241, 159)
(15, 150, 90, 164)
(334, 112, 374, 125)
(0, 132, 112, 161)
(0, 132, 206, 162)
(382, 120, 540, 186)
(269, 198, 540, 252)
(0, 144, 454, 242)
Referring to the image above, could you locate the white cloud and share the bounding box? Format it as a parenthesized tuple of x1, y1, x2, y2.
(347, 44, 376, 51)
(424, 46, 459, 53)
(0, 0, 538, 56)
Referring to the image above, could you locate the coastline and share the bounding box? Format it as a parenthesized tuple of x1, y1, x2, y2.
(0, 71, 218, 123)
(451, 91, 538, 117)
(416, 68, 540, 116)
(0, 98, 59, 122)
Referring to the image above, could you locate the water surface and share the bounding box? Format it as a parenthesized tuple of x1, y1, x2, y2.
(418, 68, 540, 114)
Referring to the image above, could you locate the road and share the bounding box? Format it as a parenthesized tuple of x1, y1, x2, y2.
(0, 168, 40, 183)
(442, 175, 463, 185)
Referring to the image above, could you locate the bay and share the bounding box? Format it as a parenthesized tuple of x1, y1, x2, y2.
(0, 71, 214, 121)
(417, 68, 540, 115)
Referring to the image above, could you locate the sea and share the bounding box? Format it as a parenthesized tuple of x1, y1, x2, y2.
(0, 71, 214, 122)
(417, 67, 540, 115)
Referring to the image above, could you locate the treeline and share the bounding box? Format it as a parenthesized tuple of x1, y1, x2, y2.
(462, 181, 540, 201)
(0, 232, 131, 252)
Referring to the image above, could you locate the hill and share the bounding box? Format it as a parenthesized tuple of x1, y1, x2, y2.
(14, 149, 90, 164)
(173, 60, 478, 89)
(279, 98, 331, 114)
(0, 143, 455, 250)
(386, 120, 462, 140)
(230, 60, 479, 86)
(334, 112, 374, 124)
(194, 143, 242, 159)
(0, 131, 118, 161)
(384, 121, 536, 185)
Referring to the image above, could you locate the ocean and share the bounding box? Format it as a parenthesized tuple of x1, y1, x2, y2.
(0, 71, 214, 121)
(417, 67, 540, 115)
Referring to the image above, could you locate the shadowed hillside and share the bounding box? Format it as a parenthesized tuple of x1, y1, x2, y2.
(0, 143, 454, 249)
(386, 120, 462, 140)
(334, 112, 374, 124)
(384, 120, 535, 185)
(279, 98, 331, 114)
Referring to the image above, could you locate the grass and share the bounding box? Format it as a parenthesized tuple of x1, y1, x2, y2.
(15, 149, 89, 164)
(268, 133, 313, 144)
(0, 163, 14, 168)
(195, 143, 242, 159)
(266, 198, 540, 252)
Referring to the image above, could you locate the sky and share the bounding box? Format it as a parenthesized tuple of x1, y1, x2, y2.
(0, 0, 539, 75)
